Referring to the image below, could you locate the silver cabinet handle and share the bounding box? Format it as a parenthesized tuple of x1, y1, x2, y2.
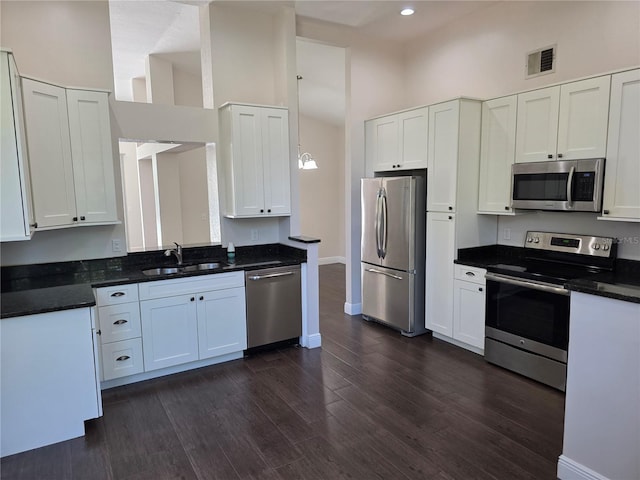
(365, 268, 403, 280)
(110, 292, 125, 297)
(485, 272, 569, 296)
(113, 319, 128, 325)
(116, 355, 130, 362)
(248, 271, 294, 281)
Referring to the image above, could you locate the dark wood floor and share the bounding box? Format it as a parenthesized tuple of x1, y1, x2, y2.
(1, 264, 565, 479)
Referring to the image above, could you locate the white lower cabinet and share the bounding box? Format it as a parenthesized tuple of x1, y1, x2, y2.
(96, 273, 247, 384)
(453, 265, 486, 351)
(197, 287, 247, 359)
(95, 285, 144, 381)
(140, 294, 200, 371)
(101, 338, 144, 380)
(0, 308, 100, 457)
(138, 272, 247, 373)
(425, 212, 456, 337)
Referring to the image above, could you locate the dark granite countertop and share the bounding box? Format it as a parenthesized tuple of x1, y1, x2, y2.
(1, 243, 306, 319)
(456, 245, 640, 304)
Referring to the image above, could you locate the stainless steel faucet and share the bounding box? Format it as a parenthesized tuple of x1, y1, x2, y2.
(164, 242, 183, 265)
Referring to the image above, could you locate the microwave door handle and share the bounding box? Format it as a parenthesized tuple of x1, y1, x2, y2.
(567, 166, 575, 205)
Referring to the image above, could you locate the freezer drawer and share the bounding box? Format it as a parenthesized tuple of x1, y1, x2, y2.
(362, 263, 415, 333)
(245, 265, 302, 348)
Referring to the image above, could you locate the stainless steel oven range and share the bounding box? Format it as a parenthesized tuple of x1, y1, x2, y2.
(484, 231, 616, 391)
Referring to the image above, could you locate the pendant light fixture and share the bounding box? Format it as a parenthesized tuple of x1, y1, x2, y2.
(296, 75, 318, 170)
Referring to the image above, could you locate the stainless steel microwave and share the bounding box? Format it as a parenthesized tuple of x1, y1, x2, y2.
(511, 158, 605, 212)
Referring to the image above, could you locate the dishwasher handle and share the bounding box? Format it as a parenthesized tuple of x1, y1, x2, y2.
(248, 271, 295, 281)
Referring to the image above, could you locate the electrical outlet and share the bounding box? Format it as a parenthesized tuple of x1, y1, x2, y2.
(112, 239, 122, 252)
(250, 229, 259, 241)
(503, 228, 511, 241)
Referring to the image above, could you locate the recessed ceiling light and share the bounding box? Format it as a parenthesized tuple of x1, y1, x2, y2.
(400, 8, 415, 16)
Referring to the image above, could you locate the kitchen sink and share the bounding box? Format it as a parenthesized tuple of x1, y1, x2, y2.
(142, 267, 181, 276)
(182, 262, 223, 272)
(142, 262, 224, 277)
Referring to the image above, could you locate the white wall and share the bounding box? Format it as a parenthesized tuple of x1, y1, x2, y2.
(177, 147, 210, 245)
(173, 67, 203, 108)
(299, 114, 345, 261)
(156, 152, 183, 246)
(119, 141, 144, 251)
(405, 1, 640, 106)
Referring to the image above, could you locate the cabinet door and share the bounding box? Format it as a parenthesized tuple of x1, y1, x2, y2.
(66, 89, 117, 224)
(22, 78, 76, 228)
(366, 115, 398, 172)
(427, 101, 459, 212)
(453, 279, 485, 350)
(557, 76, 611, 160)
(229, 105, 265, 216)
(1, 52, 33, 241)
(140, 295, 199, 371)
(0, 309, 99, 457)
(478, 96, 517, 214)
(602, 69, 640, 221)
(515, 86, 560, 163)
(197, 287, 247, 359)
(261, 108, 290, 215)
(398, 107, 428, 170)
(425, 212, 455, 336)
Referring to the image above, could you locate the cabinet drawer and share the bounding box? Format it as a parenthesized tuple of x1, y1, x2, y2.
(97, 303, 141, 344)
(95, 284, 139, 306)
(101, 338, 144, 381)
(138, 272, 244, 300)
(454, 264, 486, 284)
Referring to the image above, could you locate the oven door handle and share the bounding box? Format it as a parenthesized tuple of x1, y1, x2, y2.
(485, 272, 570, 296)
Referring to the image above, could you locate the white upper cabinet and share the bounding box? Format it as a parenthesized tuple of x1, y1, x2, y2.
(515, 86, 560, 163)
(22, 78, 76, 228)
(515, 76, 611, 163)
(365, 106, 427, 172)
(66, 89, 118, 224)
(366, 115, 398, 172)
(220, 103, 291, 218)
(1, 51, 34, 241)
(478, 96, 518, 214)
(557, 76, 611, 160)
(22, 78, 118, 229)
(601, 69, 640, 222)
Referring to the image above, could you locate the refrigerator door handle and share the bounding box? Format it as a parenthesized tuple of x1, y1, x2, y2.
(375, 189, 384, 258)
(365, 268, 403, 280)
(380, 188, 388, 259)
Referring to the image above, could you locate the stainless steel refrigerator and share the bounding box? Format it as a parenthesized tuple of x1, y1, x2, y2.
(361, 175, 426, 336)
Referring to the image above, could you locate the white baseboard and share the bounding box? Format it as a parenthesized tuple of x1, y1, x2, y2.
(557, 455, 610, 480)
(302, 333, 322, 349)
(318, 256, 346, 265)
(344, 302, 362, 316)
(432, 332, 484, 356)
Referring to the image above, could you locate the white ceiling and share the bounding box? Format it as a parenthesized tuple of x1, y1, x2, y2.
(109, 1, 497, 117)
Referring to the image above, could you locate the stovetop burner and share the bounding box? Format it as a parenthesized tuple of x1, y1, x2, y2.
(488, 231, 617, 285)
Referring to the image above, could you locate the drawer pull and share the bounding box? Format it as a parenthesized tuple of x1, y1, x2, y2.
(113, 319, 128, 325)
(465, 271, 475, 277)
(116, 355, 130, 362)
(110, 292, 126, 297)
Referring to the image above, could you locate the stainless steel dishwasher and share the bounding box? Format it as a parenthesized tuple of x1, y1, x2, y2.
(245, 264, 302, 349)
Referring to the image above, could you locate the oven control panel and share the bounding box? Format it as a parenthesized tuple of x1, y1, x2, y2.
(524, 231, 615, 257)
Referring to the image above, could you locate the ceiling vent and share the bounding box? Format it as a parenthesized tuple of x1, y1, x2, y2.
(526, 45, 556, 79)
